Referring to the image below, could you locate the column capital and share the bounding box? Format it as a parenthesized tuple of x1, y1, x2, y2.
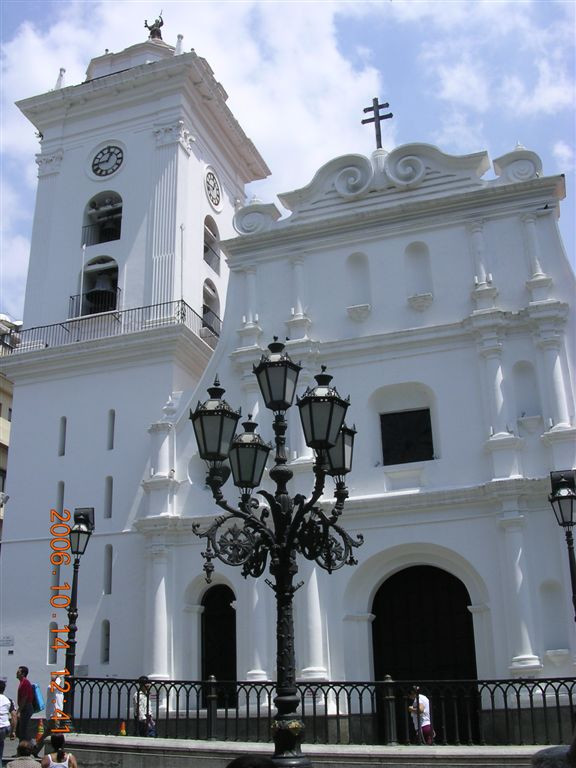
(36, 149, 64, 177)
(153, 120, 195, 154)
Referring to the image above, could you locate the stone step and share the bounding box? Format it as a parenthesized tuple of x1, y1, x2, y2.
(53, 734, 545, 768)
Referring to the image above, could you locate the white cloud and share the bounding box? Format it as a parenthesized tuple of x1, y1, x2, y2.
(432, 109, 486, 156)
(500, 60, 575, 117)
(553, 140, 575, 173)
(0, 232, 29, 322)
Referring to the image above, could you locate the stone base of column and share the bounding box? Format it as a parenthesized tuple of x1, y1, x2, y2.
(485, 434, 524, 479)
(509, 654, 543, 675)
(541, 426, 576, 469)
(299, 666, 328, 681)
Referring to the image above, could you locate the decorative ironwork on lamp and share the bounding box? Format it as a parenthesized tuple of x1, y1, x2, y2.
(190, 339, 363, 767)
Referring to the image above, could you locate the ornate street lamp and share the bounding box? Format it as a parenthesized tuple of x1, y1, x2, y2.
(549, 470, 576, 622)
(65, 507, 94, 719)
(191, 339, 362, 767)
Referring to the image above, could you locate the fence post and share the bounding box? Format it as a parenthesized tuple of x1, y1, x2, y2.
(383, 674, 398, 745)
(207, 675, 218, 740)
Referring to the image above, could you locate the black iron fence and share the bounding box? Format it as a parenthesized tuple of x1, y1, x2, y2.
(0, 300, 221, 355)
(70, 676, 576, 746)
(69, 288, 122, 317)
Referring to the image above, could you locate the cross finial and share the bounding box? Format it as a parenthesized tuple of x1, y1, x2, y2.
(361, 97, 393, 150)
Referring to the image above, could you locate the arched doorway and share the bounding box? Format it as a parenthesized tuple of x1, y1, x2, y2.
(201, 585, 236, 705)
(372, 565, 478, 743)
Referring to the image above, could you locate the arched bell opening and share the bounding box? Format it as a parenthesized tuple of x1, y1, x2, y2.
(82, 191, 123, 247)
(202, 279, 221, 336)
(203, 216, 221, 274)
(70, 256, 120, 317)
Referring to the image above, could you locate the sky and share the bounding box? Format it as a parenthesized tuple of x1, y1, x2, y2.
(0, 0, 574, 321)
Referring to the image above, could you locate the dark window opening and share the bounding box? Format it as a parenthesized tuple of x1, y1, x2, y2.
(380, 408, 433, 465)
(201, 585, 236, 706)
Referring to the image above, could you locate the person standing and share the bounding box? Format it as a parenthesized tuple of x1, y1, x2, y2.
(408, 686, 434, 745)
(0, 680, 16, 761)
(133, 676, 156, 737)
(15, 667, 34, 742)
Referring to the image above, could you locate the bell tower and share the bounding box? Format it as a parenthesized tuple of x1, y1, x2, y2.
(17, 29, 269, 332)
(0, 26, 269, 685)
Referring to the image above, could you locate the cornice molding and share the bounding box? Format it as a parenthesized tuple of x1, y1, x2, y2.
(339, 476, 549, 518)
(224, 174, 565, 268)
(1, 323, 212, 384)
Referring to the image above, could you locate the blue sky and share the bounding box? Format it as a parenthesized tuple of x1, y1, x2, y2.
(1, 0, 574, 320)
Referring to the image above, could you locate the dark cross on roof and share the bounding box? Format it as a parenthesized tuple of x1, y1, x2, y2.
(361, 97, 393, 149)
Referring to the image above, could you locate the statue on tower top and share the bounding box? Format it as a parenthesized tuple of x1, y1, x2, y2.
(145, 12, 164, 40)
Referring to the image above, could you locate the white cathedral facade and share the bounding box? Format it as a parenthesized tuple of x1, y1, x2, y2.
(1, 30, 575, 702)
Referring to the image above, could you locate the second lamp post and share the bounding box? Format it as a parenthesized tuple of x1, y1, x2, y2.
(190, 339, 362, 767)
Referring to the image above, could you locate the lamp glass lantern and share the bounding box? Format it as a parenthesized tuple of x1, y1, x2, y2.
(190, 378, 241, 465)
(229, 417, 272, 493)
(326, 423, 356, 481)
(549, 471, 576, 528)
(253, 338, 302, 413)
(69, 508, 94, 556)
(298, 367, 349, 450)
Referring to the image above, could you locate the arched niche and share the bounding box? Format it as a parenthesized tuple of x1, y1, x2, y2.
(204, 216, 221, 275)
(512, 360, 542, 420)
(404, 241, 433, 310)
(82, 191, 122, 247)
(345, 252, 372, 321)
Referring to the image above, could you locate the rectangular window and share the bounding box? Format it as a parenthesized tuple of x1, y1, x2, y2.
(7, 408, 12, 422)
(380, 408, 434, 466)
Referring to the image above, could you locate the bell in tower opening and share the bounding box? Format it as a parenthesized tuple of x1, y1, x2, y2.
(79, 257, 119, 316)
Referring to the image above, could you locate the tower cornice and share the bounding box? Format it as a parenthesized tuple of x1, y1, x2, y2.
(17, 49, 270, 182)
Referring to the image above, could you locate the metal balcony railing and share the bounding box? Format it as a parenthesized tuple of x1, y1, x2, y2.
(69, 288, 122, 318)
(81, 219, 121, 247)
(69, 676, 576, 746)
(202, 305, 222, 336)
(0, 300, 221, 355)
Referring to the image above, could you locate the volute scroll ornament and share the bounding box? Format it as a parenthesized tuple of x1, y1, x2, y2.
(384, 148, 427, 189)
(333, 156, 374, 199)
(233, 202, 282, 235)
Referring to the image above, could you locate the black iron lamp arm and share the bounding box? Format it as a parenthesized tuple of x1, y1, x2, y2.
(284, 456, 328, 548)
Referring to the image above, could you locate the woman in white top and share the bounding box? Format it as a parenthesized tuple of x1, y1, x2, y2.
(408, 686, 434, 745)
(0, 679, 15, 762)
(40, 733, 78, 767)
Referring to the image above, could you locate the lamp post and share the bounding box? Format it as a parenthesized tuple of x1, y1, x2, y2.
(190, 338, 363, 767)
(65, 507, 94, 718)
(548, 471, 576, 622)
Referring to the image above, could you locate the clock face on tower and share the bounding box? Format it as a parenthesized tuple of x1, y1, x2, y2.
(205, 169, 222, 208)
(91, 145, 124, 177)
